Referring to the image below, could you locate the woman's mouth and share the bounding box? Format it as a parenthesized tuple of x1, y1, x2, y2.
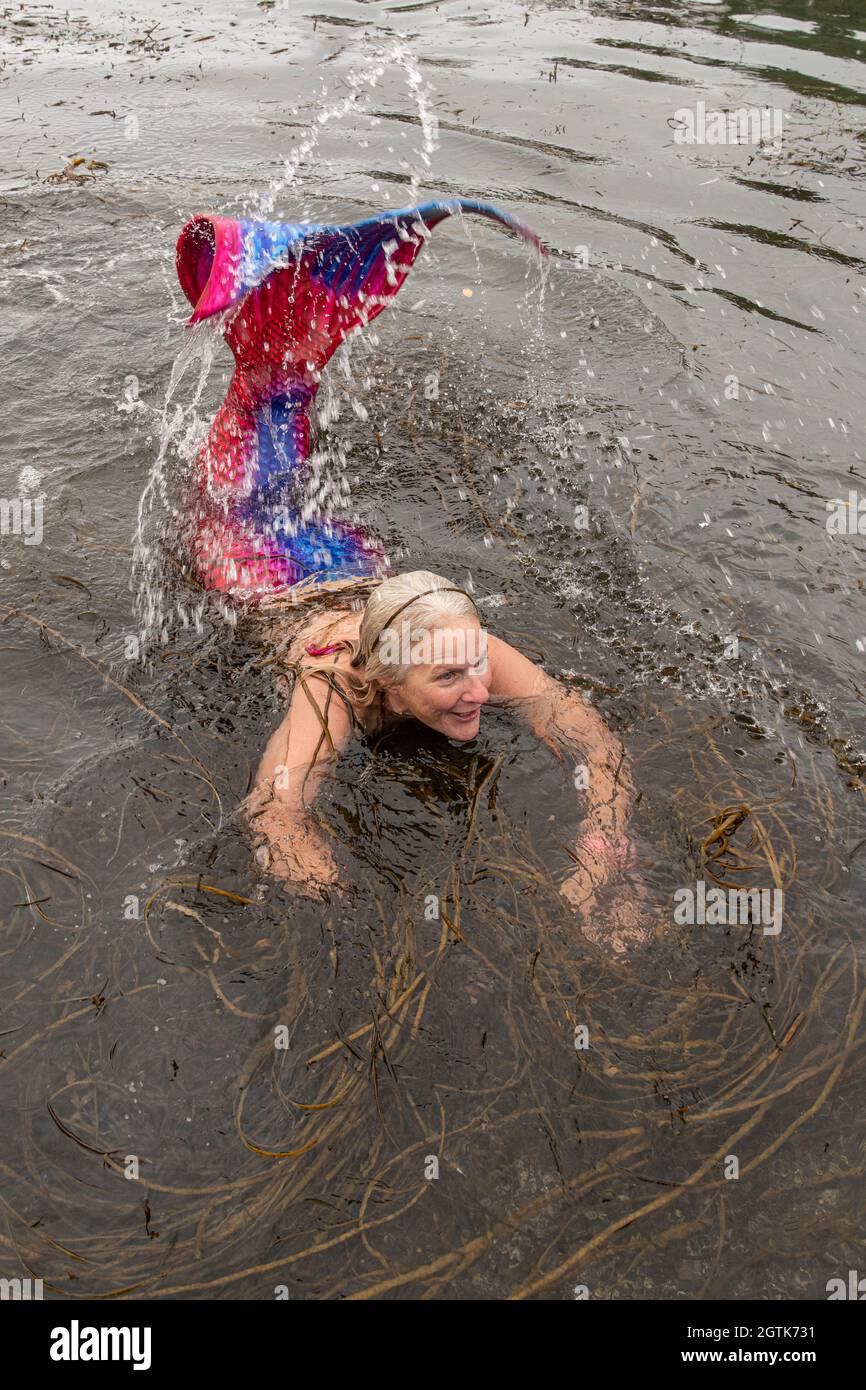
(450, 708, 480, 723)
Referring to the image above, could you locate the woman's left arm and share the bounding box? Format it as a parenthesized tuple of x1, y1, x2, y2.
(486, 634, 636, 893)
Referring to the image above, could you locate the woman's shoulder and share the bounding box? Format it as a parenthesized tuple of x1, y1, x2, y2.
(485, 633, 550, 700)
(300, 664, 381, 736)
(283, 608, 363, 666)
(289, 620, 382, 736)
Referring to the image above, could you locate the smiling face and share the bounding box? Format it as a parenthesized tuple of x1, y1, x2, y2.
(381, 619, 491, 740)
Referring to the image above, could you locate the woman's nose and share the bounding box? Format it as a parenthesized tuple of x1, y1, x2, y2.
(465, 674, 489, 704)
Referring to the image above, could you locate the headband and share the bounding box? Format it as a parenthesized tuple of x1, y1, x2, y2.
(380, 586, 480, 633)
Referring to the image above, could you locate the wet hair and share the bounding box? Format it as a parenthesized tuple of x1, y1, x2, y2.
(299, 570, 481, 710)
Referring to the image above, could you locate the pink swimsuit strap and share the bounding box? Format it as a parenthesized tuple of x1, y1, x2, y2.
(303, 641, 346, 657)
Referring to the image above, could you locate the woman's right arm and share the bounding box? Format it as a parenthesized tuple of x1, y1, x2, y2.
(240, 672, 354, 897)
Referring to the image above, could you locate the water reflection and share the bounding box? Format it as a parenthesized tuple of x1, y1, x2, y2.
(0, 0, 864, 1301)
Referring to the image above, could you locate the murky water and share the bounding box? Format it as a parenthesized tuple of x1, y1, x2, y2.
(1, 0, 864, 1300)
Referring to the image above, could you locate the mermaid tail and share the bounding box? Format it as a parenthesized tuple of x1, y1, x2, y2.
(175, 198, 548, 599)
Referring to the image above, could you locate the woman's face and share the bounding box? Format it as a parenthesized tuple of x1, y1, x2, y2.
(382, 619, 491, 740)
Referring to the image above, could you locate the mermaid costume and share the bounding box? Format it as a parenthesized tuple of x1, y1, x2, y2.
(175, 198, 547, 602)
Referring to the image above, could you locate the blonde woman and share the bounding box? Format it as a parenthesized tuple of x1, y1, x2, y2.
(242, 571, 650, 955)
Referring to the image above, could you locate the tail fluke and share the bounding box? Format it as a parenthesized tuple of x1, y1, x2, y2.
(175, 198, 547, 332)
(174, 199, 547, 599)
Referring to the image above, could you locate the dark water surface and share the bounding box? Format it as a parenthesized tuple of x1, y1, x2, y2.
(1, 0, 865, 1299)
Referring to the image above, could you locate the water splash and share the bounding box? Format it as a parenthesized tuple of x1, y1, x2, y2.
(131, 315, 235, 649)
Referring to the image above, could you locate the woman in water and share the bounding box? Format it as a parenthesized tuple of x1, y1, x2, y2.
(174, 196, 650, 953)
(242, 568, 648, 955)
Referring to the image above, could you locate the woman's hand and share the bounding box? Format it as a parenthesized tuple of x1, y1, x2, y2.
(240, 793, 340, 901)
(559, 831, 635, 915)
(559, 862, 606, 916)
(561, 867, 655, 958)
(255, 824, 340, 901)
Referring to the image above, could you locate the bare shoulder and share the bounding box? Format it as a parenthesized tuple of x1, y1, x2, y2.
(281, 608, 363, 666)
(295, 637, 380, 736)
(486, 633, 555, 701)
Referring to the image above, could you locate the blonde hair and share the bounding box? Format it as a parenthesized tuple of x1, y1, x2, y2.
(298, 570, 481, 710)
